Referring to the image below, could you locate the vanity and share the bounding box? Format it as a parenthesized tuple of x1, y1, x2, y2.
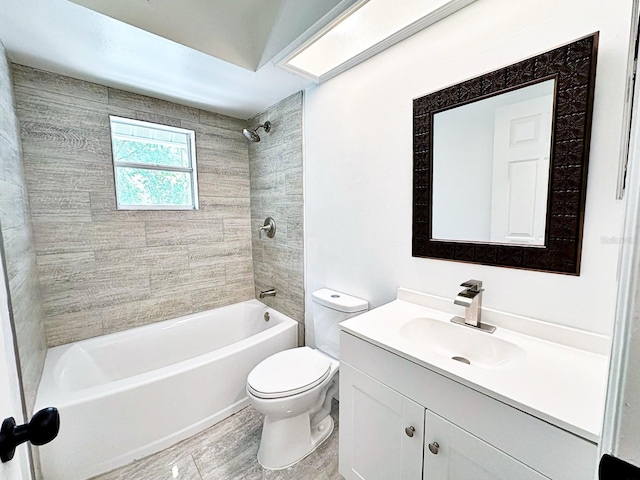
(338, 288, 609, 480)
(338, 32, 605, 480)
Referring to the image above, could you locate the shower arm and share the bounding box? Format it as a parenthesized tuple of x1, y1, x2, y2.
(255, 121, 271, 134)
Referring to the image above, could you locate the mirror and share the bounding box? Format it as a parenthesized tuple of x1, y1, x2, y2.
(413, 34, 598, 274)
(432, 79, 555, 246)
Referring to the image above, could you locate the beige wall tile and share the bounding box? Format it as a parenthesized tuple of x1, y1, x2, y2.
(14, 85, 134, 129)
(190, 283, 254, 313)
(2, 225, 33, 280)
(0, 179, 26, 229)
(223, 218, 252, 242)
(0, 52, 47, 414)
(145, 220, 224, 246)
(249, 92, 304, 323)
(108, 88, 199, 122)
(198, 196, 251, 220)
(20, 125, 114, 158)
(12, 64, 109, 103)
(24, 153, 115, 192)
(187, 240, 251, 269)
(150, 265, 225, 297)
(225, 255, 254, 286)
(134, 111, 182, 128)
(181, 121, 247, 157)
(42, 268, 151, 317)
(11, 63, 306, 351)
(0, 97, 20, 149)
(101, 294, 193, 334)
(94, 245, 189, 272)
(0, 135, 24, 185)
(33, 221, 146, 255)
(46, 310, 104, 347)
(29, 190, 92, 222)
(199, 109, 246, 132)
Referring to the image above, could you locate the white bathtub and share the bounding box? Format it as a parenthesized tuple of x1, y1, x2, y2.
(34, 300, 298, 480)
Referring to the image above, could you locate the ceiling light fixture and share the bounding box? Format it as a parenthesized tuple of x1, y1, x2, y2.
(276, 0, 477, 84)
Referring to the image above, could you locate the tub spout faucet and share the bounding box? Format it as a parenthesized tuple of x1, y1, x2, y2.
(451, 280, 496, 333)
(259, 288, 276, 298)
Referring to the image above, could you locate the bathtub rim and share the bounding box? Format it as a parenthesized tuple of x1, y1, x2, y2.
(35, 300, 298, 409)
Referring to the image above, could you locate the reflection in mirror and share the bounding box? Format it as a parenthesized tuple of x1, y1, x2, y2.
(432, 79, 555, 245)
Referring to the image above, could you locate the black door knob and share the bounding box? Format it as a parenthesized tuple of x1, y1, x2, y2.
(0, 407, 60, 462)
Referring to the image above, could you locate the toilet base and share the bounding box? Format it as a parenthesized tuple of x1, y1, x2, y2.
(257, 414, 334, 470)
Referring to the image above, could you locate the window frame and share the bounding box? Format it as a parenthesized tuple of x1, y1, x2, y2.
(108, 115, 200, 211)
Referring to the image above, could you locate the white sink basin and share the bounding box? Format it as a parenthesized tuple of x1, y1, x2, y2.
(339, 289, 610, 441)
(399, 317, 525, 369)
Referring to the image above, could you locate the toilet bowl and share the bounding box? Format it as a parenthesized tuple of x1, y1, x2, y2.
(247, 288, 368, 470)
(247, 346, 339, 469)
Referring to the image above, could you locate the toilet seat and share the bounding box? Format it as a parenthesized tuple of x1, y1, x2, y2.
(247, 347, 333, 399)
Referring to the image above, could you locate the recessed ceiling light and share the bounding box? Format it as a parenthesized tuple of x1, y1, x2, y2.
(277, 0, 477, 83)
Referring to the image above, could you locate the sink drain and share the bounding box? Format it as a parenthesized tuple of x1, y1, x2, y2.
(452, 356, 471, 365)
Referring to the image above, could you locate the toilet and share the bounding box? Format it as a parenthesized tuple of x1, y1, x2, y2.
(246, 288, 368, 469)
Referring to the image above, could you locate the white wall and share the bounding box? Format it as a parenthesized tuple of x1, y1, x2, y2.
(432, 103, 494, 241)
(304, 0, 633, 335)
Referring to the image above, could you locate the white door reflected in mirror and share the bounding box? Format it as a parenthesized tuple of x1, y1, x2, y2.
(431, 79, 555, 246)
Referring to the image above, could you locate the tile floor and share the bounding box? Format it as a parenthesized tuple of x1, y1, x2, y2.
(91, 400, 343, 480)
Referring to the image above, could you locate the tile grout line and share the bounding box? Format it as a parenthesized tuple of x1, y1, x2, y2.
(191, 452, 205, 480)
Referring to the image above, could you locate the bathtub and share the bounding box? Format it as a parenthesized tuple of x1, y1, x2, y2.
(34, 300, 298, 480)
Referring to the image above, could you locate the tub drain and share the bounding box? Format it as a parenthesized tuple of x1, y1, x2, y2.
(452, 356, 470, 365)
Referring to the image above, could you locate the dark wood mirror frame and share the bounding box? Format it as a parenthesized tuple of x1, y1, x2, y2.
(412, 33, 599, 275)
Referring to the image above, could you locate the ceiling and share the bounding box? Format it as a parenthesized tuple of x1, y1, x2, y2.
(0, 0, 345, 119)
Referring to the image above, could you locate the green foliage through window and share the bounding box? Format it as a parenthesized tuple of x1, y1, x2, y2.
(115, 167, 192, 206)
(112, 139, 189, 168)
(109, 116, 198, 210)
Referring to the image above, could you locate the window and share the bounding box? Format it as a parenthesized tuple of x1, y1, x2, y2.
(109, 116, 199, 210)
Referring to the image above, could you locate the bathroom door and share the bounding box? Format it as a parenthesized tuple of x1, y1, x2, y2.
(0, 246, 31, 479)
(489, 94, 554, 245)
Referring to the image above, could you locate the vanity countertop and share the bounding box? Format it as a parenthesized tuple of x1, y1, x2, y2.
(339, 288, 610, 443)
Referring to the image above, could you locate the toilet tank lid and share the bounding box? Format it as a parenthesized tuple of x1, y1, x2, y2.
(312, 288, 368, 313)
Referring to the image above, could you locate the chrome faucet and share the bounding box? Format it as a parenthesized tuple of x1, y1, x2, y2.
(259, 288, 276, 299)
(451, 280, 496, 333)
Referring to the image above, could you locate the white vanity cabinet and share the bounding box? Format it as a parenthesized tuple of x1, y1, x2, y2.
(340, 364, 424, 479)
(339, 331, 599, 480)
(340, 362, 547, 480)
(423, 411, 547, 480)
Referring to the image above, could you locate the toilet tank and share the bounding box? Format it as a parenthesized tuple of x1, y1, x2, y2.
(311, 288, 368, 359)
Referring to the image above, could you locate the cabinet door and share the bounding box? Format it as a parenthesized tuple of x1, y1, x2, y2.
(340, 363, 425, 480)
(424, 411, 549, 480)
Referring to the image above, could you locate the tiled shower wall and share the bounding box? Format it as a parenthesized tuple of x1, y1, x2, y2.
(0, 44, 47, 413)
(13, 64, 255, 347)
(249, 92, 304, 336)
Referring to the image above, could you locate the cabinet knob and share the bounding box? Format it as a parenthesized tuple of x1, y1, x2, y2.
(428, 442, 440, 455)
(405, 426, 415, 438)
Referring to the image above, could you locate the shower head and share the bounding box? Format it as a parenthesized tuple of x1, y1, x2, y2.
(242, 121, 271, 142)
(242, 128, 260, 142)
